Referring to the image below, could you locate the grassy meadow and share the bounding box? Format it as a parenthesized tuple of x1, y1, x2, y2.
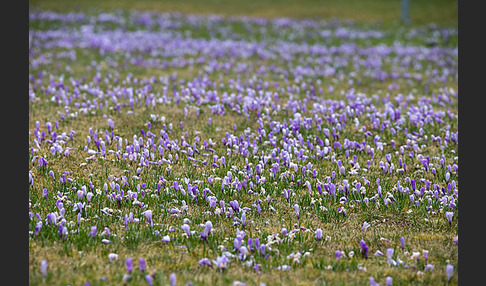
(29, 1, 458, 285)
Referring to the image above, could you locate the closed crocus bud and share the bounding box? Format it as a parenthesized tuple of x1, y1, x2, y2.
(41, 260, 47, 279)
(315, 228, 323, 241)
(145, 274, 154, 286)
(335, 250, 342, 261)
(445, 212, 453, 226)
(170, 273, 176, 286)
(139, 257, 146, 272)
(281, 228, 287, 236)
(385, 276, 392, 286)
(90, 225, 97, 237)
(422, 250, 429, 264)
(294, 204, 300, 220)
(181, 224, 191, 236)
(446, 264, 454, 281)
(360, 240, 369, 259)
(126, 257, 133, 274)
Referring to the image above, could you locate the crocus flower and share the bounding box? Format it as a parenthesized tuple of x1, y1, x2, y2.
(411, 251, 420, 262)
(386, 248, 396, 265)
(145, 274, 154, 286)
(212, 255, 230, 272)
(385, 276, 392, 286)
(181, 224, 191, 236)
(126, 257, 133, 273)
(108, 253, 118, 260)
(445, 212, 453, 226)
(422, 250, 429, 264)
(41, 260, 47, 279)
(294, 204, 300, 220)
(335, 250, 342, 261)
(161, 235, 171, 242)
(446, 264, 454, 281)
(315, 228, 323, 241)
(362, 221, 370, 232)
(281, 228, 288, 237)
(400, 237, 405, 250)
(143, 210, 153, 227)
(452, 235, 458, 245)
(360, 240, 369, 259)
(170, 273, 176, 286)
(198, 258, 212, 267)
(200, 221, 213, 240)
(425, 264, 434, 272)
(139, 257, 146, 272)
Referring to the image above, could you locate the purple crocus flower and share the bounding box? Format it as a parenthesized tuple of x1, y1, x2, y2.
(143, 210, 153, 227)
(386, 248, 395, 264)
(422, 250, 429, 264)
(170, 273, 176, 286)
(281, 228, 288, 237)
(145, 274, 154, 286)
(294, 204, 300, 220)
(360, 240, 369, 259)
(445, 212, 453, 226)
(453, 235, 458, 245)
(198, 258, 212, 267)
(400, 237, 405, 250)
(446, 264, 454, 281)
(212, 255, 230, 272)
(41, 260, 47, 279)
(181, 224, 191, 236)
(126, 257, 133, 274)
(139, 257, 146, 272)
(260, 244, 266, 256)
(385, 276, 392, 286)
(335, 250, 342, 261)
(200, 221, 213, 240)
(315, 228, 323, 241)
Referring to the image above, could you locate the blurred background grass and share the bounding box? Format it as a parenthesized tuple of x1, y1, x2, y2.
(29, 0, 457, 27)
